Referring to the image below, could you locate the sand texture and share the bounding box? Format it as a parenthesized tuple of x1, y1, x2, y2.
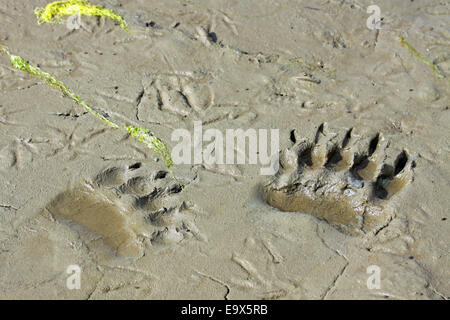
(0, 0, 449, 299)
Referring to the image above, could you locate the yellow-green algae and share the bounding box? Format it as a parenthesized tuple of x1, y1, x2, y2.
(0, 45, 174, 173)
(35, 0, 129, 32)
(399, 36, 448, 82)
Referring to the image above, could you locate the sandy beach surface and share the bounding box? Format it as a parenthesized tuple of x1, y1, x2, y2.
(0, 0, 449, 299)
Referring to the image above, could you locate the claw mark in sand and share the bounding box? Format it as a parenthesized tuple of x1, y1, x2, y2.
(47, 163, 203, 257)
(264, 123, 415, 235)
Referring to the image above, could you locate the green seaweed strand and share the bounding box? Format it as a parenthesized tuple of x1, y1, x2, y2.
(35, 0, 130, 33)
(1, 46, 174, 174)
(399, 36, 448, 82)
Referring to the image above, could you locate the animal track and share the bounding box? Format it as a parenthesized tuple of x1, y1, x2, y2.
(263, 123, 415, 235)
(48, 163, 202, 257)
(137, 73, 251, 125)
(139, 74, 213, 121)
(47, 124, 109, 160)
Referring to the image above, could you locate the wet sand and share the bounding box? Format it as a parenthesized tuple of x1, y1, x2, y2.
(0, 0, 449, 299)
